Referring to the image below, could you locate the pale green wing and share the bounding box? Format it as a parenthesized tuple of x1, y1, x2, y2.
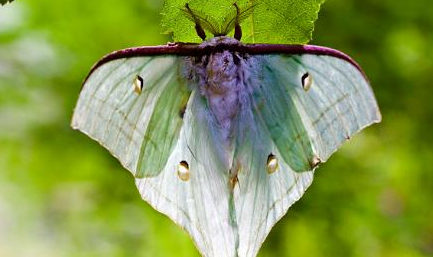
(274, 54, 382, 160)
(231, 54, 380, 257)
(249, 59, 317, 172)
(72, 51, 381, 257)
(71, 56, 191, 178)
(136, 68, 190, 177)
(73, 55, 239, 255)
(136, 91, 238, 256)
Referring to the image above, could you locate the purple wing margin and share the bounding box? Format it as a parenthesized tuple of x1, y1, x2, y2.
(84, 43, 367, 83)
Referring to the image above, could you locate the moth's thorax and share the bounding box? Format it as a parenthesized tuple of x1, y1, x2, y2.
(199, 36, 242, 48)
(184, 37, 252, 142)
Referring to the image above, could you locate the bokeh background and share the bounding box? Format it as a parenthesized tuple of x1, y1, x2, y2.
(0, 0, 432, 256)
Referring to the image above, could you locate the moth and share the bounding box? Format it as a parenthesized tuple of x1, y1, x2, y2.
(72, 3, 381, 257)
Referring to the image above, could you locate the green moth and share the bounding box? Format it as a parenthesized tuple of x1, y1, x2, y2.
(72, 3, 381, 257)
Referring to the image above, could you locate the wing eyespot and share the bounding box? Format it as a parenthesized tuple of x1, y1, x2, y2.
(301, 72, 313, 92)
(133, 75, 144, 94)
(177, 161, 190, 181)
(266, 153, 279, 174)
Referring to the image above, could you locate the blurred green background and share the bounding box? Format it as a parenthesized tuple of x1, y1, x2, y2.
(0, 0, 432, 256)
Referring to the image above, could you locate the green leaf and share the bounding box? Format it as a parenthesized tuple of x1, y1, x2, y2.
(161, 0, 327, 44)
(0, 0, 15, 6)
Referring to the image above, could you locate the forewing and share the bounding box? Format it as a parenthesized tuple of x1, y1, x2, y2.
(136, 67, 191, 177)
(71, 55, 191, 178)
(271, 54, 382, 160)
(250, 57, 317, 172)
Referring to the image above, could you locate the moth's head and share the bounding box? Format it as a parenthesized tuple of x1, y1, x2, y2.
(182, 3, 255, 41)
(203, 36, 241, 46)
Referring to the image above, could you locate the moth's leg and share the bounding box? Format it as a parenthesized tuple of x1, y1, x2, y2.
(233, 3, 242, 40)
(185, 3, 207, 40)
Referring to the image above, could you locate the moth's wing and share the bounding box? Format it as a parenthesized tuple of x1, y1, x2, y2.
(248, 57, 317, 172)
(73, 54, 238, 255)
(233, 54, 381, 257)
(230, 56, 313, 257)
(136, 91, 237, 257)
(71, 55, 191, 178)
(275, 54, 382, 160)
(233, 115, 314, 257)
